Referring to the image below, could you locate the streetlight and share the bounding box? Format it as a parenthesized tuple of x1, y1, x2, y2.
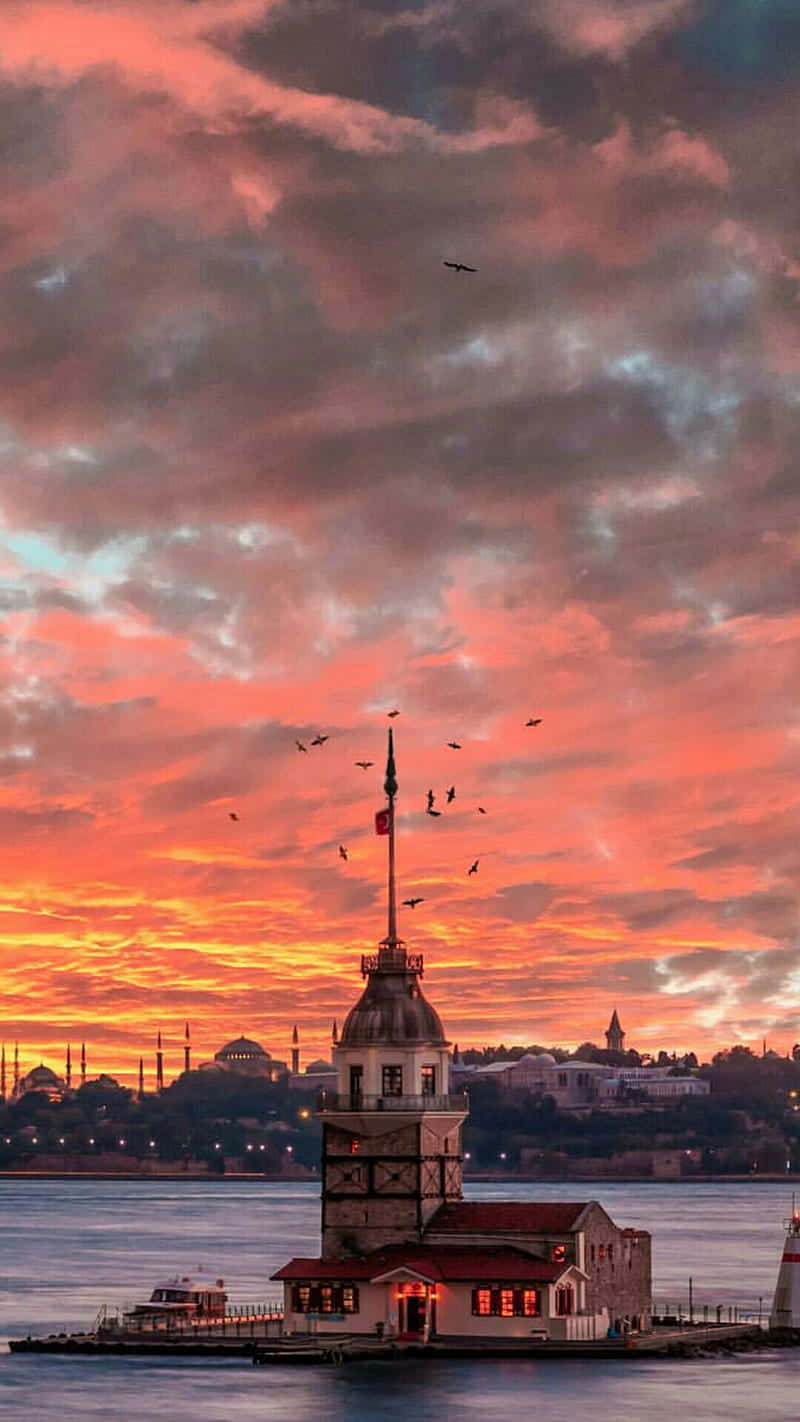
(214, 1142, 221, 1150)
(119, 1138, 126, 1148)
(88, 1137, 95, 1146)
(246, 1144, 253, 1152)
(259, 1144, 266, 1152)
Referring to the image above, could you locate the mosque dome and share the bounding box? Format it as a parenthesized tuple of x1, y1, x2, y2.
(26, 1064, 62, 1087)
(215, 1036, 271, 1064)
(531, 1052, 556, 1065)
(340, 959, 448, 1047)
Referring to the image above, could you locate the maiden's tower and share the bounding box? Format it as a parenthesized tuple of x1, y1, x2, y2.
(273, 732, 651, 1343)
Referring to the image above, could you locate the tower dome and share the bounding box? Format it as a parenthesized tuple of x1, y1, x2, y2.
(340, 961, 447, 1046)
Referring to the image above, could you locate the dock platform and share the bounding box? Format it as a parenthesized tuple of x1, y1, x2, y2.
(9, 1322, 765, 1361)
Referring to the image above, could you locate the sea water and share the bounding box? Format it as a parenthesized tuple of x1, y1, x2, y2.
(0, 1178, 797, 1420)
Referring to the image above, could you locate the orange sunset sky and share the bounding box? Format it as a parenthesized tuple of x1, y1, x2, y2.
(2, 1, 800, 1086)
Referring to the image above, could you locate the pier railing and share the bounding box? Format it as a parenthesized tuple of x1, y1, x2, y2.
(99, 1302, 284, 1340)
(317, 1091, 468, 1113)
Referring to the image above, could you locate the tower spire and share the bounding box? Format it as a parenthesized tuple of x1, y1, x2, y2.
(13, 1042, 19, 1096)
(80, 1041, 86, 1087)
(138, 1056, 144, 1099)
(291, 1024, 299, 1076)
(384, 727, 399, 948)
(66, 1043, 72, 1089)
(1, 1044, 5, 1100)
(184, 1020, 191, 1074)
(156, 1030, 164, 1093)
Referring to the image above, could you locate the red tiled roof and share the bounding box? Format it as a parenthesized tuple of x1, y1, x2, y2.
(272, 1244, 566, 1284)
(428, 1201, 589, 1234)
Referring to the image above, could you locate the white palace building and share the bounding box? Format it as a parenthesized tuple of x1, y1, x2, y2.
(273, 733, 651, 1344)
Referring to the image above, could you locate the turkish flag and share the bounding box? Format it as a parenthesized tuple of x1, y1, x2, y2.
(374, 808, 390, 835)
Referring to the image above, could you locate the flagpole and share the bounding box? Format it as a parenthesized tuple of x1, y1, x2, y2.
(384, 728, 398, 946)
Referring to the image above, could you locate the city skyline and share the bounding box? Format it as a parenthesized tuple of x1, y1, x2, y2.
(2, 3, 800, 1071)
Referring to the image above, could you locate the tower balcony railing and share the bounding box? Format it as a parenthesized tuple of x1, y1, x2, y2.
(361, 948, 424, 977)
(317, 1090, 468, 1114)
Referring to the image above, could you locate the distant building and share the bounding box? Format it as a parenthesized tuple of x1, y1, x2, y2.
(452, 1053, 710, 1110)
(202, 1036, 286, 1082)
(289, 1057, 337, 1092)
(15, 1063, 67, 1102)
(605, 1010, 625, 1053)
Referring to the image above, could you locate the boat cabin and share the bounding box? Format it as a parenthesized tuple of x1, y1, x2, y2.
(127, 1276, 227, 1321)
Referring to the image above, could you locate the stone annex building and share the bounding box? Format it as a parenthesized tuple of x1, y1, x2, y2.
(273, 734, 651, 1344)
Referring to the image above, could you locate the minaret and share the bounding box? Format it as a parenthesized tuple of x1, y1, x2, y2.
(138, 1056, 145, 1099)
(605, 1009, 625, 1053)
(332, 1019, 339, 1049)
(65, 1043, 72, 1089)
(156, 1031, 164, 1093)
(80, 1041, 87, 1087)
(319, 729, 467, 1258)
(184, 1021, 191, 1074)
(0, 1044, 5, 1100)
(291, 1025, 299, 1076)
(13, 1042, 19, 1097)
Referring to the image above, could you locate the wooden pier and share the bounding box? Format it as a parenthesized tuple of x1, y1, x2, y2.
(9, 1320, 766, 1361)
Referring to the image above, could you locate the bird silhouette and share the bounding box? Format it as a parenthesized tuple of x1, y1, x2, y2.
(447, 741, 461, 750)
(296, 740, 308, 752)
(468, 859, 479, 875)
(447, 786, 455, 803)
(427, 808, 441, 817)
(477, 807, 487, 814)
(355, 760, 374, 770)
(443, 261, 477, 273)
(426, 789, 435, 811)
(403, 897, 424, 908)
(387, 709, 400, 718)
(525, 718, 543, 727)
(229, 812, 239, 822)
(339, 845, 348, 861)
(311, 734, 329, 746)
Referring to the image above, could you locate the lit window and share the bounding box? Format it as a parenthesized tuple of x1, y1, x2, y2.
(350, 1138, 360, 1154)
(499, 1289, 514, 1317)
(598, 1244, 606, 1262)
(342, 1287, 359, 1314)
(320, 1286, 333, 1314)
(473, 1289, 492, 1316)
(522, 1289, 539, 1317)
(551, 1244, 566, 1263)
(421, 1065, 436, 1096)
(294, 1286, 311, 1313)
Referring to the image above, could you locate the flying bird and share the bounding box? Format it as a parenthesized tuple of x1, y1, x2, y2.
(311, 734, 329, 746)
(296, 740, 308, 752)
(447, 741, 462, 750)
(355, 760, 374, 770)
(525, 718, 543, 727)
(477, 807, 487, 814)
(426, 789, 435, 811)
(443, 261, 477, 273)
(339, 845, 348, 862)
(387, 709, 400, 718)
(228, 812, 239, 822)
(468, 859, 479, 876)
(403, 897, 424, 908)
(447, 786, 455, 803)
(427, 808, 441, 818)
